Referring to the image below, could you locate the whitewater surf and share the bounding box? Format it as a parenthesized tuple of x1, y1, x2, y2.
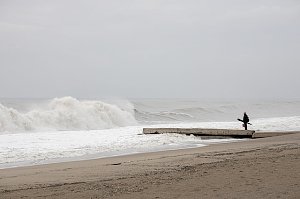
(0, 97, 299, 168)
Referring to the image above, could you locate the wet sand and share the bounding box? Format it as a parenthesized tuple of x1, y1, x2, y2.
(0, 132, 299, 199)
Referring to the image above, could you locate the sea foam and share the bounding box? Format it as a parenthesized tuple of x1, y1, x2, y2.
(0, 97, 137, 132)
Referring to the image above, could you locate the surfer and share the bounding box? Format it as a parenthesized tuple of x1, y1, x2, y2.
(237, 112, 250, 130)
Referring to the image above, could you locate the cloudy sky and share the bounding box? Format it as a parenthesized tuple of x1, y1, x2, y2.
(0, 0, 299, 99)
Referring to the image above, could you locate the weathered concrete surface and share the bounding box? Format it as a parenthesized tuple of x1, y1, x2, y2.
(143, 128, 300, 139)
(252, 131, 300, 138)
(143, 128, 255, 138)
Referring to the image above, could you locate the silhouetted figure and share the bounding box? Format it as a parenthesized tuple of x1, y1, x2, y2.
(237, 112, 250, 130)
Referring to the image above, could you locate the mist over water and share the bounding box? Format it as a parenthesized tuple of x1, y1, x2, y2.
(1, 97, 299, 132)
(0, 97, 137, 132)
(134, 99, 300, 125)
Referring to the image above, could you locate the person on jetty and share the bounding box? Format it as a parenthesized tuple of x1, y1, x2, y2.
(237, 112, 250, 130)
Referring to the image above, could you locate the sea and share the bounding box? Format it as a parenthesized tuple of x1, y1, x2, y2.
(0, 97, 299, 169)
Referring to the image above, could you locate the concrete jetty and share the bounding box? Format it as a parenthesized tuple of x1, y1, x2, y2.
(143, 128, 300, 139)
(143, 128, 255, 138)
(252, 131, 300, 138)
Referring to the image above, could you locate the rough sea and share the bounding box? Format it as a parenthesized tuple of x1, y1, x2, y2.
(1, 97, 299, 168)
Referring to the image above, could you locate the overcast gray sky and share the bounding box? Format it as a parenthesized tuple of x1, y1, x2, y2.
(0, 0, 299, 99)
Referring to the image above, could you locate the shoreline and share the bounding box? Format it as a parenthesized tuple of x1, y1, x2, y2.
(0, 138, 241, 170)
(0, 135, 241, 170)
(1, 130, 298, 170)
(1, 132, 299, 198)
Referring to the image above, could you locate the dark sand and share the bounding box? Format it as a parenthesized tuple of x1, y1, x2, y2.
(1, 133, 299, 199)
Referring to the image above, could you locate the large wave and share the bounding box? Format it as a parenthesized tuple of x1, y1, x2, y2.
(0, 97, 137, 132)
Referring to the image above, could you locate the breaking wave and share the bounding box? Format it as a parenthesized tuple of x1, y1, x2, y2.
(0, 97, 137, 132)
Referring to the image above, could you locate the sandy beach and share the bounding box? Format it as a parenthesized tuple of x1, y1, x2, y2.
(1, 132, 299, 199)
(2, 0, 300, 198)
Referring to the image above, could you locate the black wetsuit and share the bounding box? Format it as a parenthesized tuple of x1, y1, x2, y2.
(243, 113, 249, 130)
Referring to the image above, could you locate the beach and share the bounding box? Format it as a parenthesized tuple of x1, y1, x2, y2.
(1, 0, 300, 198)
(1, 132, 299, 199)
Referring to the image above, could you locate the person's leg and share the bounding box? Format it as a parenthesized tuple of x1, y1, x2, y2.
(244, 123, 247, 130)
